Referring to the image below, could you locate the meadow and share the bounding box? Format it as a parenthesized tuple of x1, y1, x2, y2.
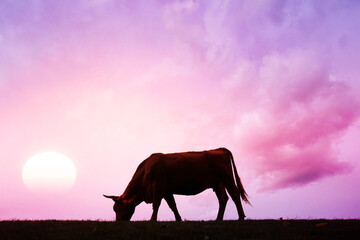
(1, 219, 359, 240)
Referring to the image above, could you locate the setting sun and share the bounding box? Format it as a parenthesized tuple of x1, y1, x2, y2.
(22, 152, 76, 193)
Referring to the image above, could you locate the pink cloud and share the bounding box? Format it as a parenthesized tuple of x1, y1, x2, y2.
(230, 50, 359, 190)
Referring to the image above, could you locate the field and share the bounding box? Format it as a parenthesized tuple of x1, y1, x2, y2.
(1, 220, 359, 240)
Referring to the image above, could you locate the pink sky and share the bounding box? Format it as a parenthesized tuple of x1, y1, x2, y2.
(1, 0, 360, 220)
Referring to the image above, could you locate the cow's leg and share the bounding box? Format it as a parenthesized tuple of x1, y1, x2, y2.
(224, 182, 246, 220)
(150, 199, 162, 221)
(214, 184, 228, 221)
(164, 195, 182, 222)
(150, 183, 164, 221)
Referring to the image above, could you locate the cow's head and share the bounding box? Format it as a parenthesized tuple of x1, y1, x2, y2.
(103, 195, 135, 221)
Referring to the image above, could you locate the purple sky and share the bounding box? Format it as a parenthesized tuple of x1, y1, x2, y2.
(1, 0, 360, 220)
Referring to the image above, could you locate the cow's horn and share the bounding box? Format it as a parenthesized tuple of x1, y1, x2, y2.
(103, 194, 119, 201)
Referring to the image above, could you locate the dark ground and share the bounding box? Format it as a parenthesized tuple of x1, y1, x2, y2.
(1, 219, 359, 240)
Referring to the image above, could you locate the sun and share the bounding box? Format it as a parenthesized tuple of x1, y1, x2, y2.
(22, 152, 77, 193)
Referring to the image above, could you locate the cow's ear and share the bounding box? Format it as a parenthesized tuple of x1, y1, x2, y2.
(103, 194, 121, 202)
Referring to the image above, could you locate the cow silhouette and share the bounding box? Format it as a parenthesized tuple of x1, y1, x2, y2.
(104, 148, 250, 221)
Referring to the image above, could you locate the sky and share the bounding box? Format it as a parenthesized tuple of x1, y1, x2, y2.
(1, 0, 360, 221)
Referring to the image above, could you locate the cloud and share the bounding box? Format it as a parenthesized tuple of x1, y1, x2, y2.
(228, 49, 359, 190)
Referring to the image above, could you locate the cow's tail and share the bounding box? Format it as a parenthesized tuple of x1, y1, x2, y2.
(224, 148, 251, 205)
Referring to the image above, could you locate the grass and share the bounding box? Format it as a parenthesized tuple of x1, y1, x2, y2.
(1, 219, 359, 240)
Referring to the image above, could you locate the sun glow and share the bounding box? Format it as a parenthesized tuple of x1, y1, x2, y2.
(22, 152, 76, 193)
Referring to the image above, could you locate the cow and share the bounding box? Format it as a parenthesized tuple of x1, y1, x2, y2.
(104, 148, 250, 221)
